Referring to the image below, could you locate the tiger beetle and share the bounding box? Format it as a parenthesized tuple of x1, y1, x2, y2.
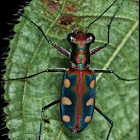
(6, 0, 138, 139)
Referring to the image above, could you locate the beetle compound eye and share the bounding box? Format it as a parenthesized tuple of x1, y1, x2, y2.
(90, 35, 95, 43)
(89, 36, 93, 42)
(87, 33, 95, 43)
(67, 33, 74, 43)
(70, 36, 73, 42)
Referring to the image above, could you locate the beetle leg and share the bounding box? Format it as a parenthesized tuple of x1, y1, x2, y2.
(90, 19, 110, 55)
(90, 44, 108, 55)
(39, 99, 61, 140)
(94, 69, 138, 81)
(90, 0, 126, 56)
(19, 12, 70, 57)
(95, 106, 113, 140)
(4, 68, 66, 81)
(90, 22, 111, 55)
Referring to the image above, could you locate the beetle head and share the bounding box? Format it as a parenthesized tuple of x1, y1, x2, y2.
(67, 30, 95, 46)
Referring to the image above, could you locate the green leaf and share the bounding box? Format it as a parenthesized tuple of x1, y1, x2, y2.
(4, 0, 139, 140)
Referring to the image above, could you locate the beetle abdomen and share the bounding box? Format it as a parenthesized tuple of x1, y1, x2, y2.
(60, 68, 96, 132)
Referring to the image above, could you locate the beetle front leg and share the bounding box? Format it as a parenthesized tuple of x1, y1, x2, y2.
(39, 99, 61, 140)
(90, 0, 126, 56)
(94, 69, 138, 81)
(19, 12, 70, 57)
(95, 106, 113, 140)
(90, 43, 108, 55)
(90, 23, 110, 56)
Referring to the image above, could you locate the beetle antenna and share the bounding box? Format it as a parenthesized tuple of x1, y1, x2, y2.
(86, 0, 118, 33)
(48, 0, 76, 33)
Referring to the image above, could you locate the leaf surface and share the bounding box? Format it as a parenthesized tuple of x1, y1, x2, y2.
(4, 0, 139, 140)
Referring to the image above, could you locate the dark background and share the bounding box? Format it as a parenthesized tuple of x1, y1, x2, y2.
(1, 0, 31, 139)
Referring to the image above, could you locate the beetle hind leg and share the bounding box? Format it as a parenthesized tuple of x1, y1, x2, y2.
(95, 106, 113, 140)
(39, 99, 61, 140)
